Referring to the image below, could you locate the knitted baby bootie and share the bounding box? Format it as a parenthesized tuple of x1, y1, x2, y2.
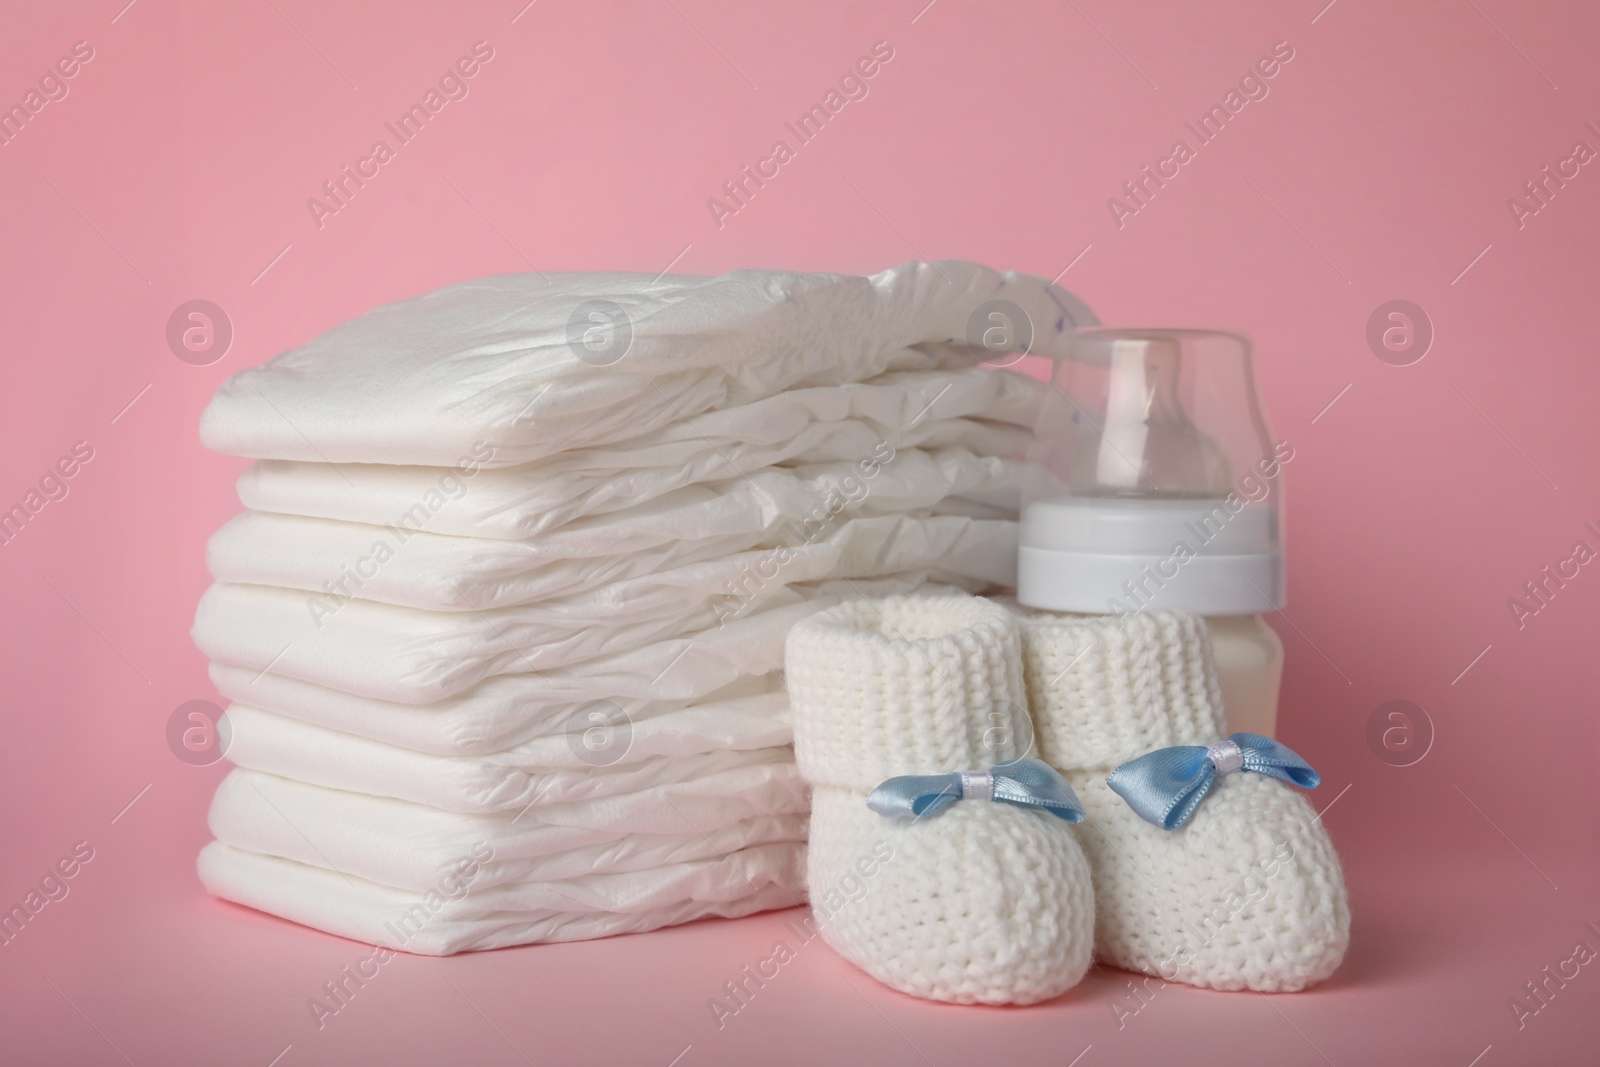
(785, 594, 1095, 1005)
(1013, 605, 1349, 993)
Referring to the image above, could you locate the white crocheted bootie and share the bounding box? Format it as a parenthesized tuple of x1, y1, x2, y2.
(1013, 605, 1349, 993)
(786, 594, 1095, 1005)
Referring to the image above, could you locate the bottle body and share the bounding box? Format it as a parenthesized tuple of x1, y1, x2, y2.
(1205, 613, 1283, 738)
(1017, 327, 1290, 739)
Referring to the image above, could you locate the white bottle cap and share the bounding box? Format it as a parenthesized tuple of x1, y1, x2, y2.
(1017, 329, 1286, 616)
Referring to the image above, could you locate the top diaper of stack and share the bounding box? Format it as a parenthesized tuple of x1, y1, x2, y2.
(201, 262, 1091, 466)
(192, 261, 1094, 954)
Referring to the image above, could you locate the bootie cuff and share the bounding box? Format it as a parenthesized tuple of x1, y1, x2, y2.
(1012, 605, 1225, 769)
(786, 595, 1030, 791)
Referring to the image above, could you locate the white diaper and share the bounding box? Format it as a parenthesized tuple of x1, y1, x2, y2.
(233, 367, 1034, 538)
(206, 594, 820, 707)
(210, 507, 1017, 613)
(208, 769, 808, 891)
(200, 262, 1093, 467)
(221, 704, 798, 814)
(199, 840, 806, 955)
(209, 663, 786, 757)
(237, 440, 1026, 542)
(194, 576, 968, 704)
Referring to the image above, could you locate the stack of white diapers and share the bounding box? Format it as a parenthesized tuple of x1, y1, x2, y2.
(191, 262, 1096, 954)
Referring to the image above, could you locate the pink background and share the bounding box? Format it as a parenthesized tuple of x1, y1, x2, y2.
(2, 0, 1597, 1063)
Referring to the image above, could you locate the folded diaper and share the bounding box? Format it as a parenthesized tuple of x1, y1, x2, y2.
(218, 751, 806, 848)
(208, 769, 808, 891)
(208, 593, 828, 712)
(195, 576, 969, 704)
(199, 840, 806, 955)
(209, 509, 1018, 613)
(209, 663, 785, 757)
(237, 440, 1027, 542)
(200, 262, 1092, 467)
(222, 704, 797, 814)
(232, 675, 787, 765)
(231, 367, 1035, 539)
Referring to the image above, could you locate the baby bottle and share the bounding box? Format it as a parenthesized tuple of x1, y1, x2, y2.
(1016, 328, 1290, 737)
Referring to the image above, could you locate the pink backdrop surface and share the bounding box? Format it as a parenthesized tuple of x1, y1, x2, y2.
(1, 1, 1597, 1064)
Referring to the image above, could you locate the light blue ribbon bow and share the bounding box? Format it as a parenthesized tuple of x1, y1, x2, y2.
(866, 758, 1085, 822)
(1107, 732, 1320, 831)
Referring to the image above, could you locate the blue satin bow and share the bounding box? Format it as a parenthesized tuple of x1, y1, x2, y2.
(1107, 732, 1320, 831)
(866, 758, 1085, 822)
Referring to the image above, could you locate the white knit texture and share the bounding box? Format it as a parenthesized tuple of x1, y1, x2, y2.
(787, 594, 1094, 1005)
(1013, 605, 1350, 993)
